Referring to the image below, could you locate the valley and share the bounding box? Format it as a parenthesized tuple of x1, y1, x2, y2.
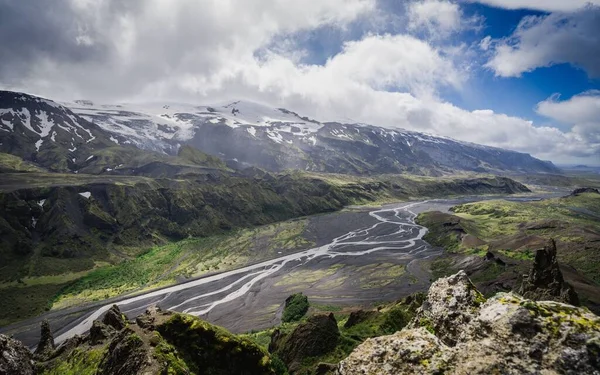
(1, 194, 559, 349)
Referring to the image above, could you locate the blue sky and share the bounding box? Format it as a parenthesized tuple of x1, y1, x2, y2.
(0, 0, 599, 164)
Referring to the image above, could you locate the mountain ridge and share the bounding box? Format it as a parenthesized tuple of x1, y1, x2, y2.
(1, 90, 561, 176)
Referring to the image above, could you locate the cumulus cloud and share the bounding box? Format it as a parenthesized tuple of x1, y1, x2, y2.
(536, 91, 600, 144)
(485, 6, 600, 78)
(0, 0, 598, 164)
(407, 0, 481, 39)
(469, 0, 600, 12)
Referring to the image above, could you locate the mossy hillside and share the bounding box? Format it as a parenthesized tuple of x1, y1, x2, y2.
(0, 152, 45, 173)
(157, 313, 275, 374)
(40, 347, 106, 375)
(449, 193, 600, 282)
(418, 192, 600, 311)
(37, 308, 277, 375)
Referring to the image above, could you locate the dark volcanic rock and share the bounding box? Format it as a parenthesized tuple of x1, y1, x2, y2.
(135, 305, 162, 330)
(34, 319, 55, 360)
(89, 320, 116, 345)
(569, 187, 600, 196)
(97, 328, 148, 375)
(102, 304, 128, 331)
(0, 334, 35, 375)
(272, 313, 340, 373)
(517, 239, 579, 305)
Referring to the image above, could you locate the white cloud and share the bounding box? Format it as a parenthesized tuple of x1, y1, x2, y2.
(407, 0, 481, 39)
(536, 91, 600, 143)
(479, 36, 492, 51)
(469, 0, 600, 12)
(408, 0, 461, 38)
(485, 6, 600, 77)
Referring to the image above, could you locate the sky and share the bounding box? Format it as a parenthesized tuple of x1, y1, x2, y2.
(0, 0, 599, 166)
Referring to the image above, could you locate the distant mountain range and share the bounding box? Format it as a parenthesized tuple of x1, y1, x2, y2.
(0, 91, 561, 175)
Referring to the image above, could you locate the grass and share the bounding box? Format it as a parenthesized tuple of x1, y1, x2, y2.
(0, 152, 44, 172)
(52, 219, 316, 310)
(52, 239, 198, 309)
(282, 293, 309, 323)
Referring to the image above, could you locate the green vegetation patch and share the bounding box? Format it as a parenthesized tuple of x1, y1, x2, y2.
(41, 347, 105, 375)
(282, 293, 310, 323)
(157, 313, 274, 374)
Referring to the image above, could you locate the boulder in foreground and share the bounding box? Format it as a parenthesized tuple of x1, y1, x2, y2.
(338, 270, 600, 375)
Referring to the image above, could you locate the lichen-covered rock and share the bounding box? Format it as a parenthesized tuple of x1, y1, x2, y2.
(407, 270, 485, 345)
(518, 238, 579, 305)
(272, 313, 340, 373)
(34, 320, 55, 360)
(0, 334, 35, 375)
(338, 328, 450, 375)
(338, 271, 600, 375)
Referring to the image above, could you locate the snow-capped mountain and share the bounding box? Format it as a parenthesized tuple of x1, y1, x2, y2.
(0, 91, 560, 175)
(0, 91, 116, 171)
(64, 99, 322, 155)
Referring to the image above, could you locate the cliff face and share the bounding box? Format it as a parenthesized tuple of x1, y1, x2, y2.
(338, 271, 600, 375)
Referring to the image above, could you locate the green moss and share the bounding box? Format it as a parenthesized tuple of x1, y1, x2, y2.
(154, 335, 193, 375)
(157, 313, 275, 374)
(41, 347, 105, 375)
(282, 293, 310, 323)
(419, 317, 435, 335)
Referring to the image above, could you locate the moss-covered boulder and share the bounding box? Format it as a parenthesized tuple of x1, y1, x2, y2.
(281, 293, 309, 323)
(156, 313, 274, 375)
(271, 313, 340, 373)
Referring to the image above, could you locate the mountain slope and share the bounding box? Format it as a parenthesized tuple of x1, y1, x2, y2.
(0, 92, 229, 176)
(61, 96, 560, 175)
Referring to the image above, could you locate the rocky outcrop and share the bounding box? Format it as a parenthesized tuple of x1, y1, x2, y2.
(0, 334, 35, 375)
(569, 187, 600, 196)
(518, 239, 579, 306)
(338, 271, 600, 375)
(33, 320, 55, 360)
(271, 313, 340, 373)
(34, 305, 276, 375)
(97, 328, 148, 375)
(102, 304, 128, 331)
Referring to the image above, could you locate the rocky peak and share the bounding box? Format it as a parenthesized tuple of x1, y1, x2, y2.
(407, 270, 485, 346)
(518, 238, 579, 305)
(338, 271, 600, 375)
(33, 319, 55, 360)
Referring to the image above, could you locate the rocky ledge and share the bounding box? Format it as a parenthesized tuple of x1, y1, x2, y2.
(0, 305, 275, 375)
(339, 271, 600, 375)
